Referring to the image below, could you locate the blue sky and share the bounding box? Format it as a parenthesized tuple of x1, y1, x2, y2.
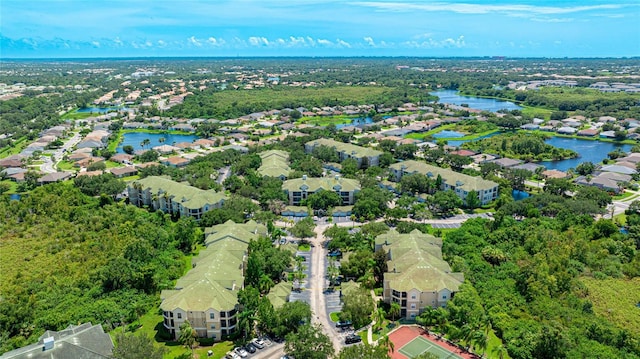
(1, 0, 639, 58)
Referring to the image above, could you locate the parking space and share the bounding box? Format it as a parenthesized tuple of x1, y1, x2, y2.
(431, 223, 461, 229)
(289, 250, 312, 305)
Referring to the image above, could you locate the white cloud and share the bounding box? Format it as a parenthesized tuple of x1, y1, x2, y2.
(288, 36, 306, 47)
(188, 36, 202, 47)
(113, 37, 123, 46)
(402, 35, 466, 49)
(249, 36, 270, 46)
(317, 39, 334, 46)
(363, 36, 375, 46)
(350, 1, 627, 15)
(208, 37, 225, 46)
(336, 38, 351, 48)
(157, 40, 167, 47)
(91, 41, 100, 48)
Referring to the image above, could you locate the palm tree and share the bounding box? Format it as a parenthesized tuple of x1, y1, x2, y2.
(389, 302, 401, 323)
(178, 321, 198, 358)
(158, 137, 166, 144)
(372, 307, 386, 332)
(492, 344, 508, 359)
(378, 334, 395, 353)
(140, 138, 150, 149)
(327, 258, 340, 287)
(471, 330, 488, 356)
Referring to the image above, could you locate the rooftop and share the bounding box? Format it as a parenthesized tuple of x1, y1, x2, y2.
(390, 160, 498, 192)
(283, 176, 361, 193)
(306, 138, 382, 158)
(132, 176, 226, 209)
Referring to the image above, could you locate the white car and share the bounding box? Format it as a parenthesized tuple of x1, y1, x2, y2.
(234, 347, 248, 358)
(225, 351, 241, 359)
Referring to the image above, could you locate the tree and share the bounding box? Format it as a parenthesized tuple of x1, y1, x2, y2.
(291, 217, 316, 238)
(576, 161, 596, 176)
(178, 321, 198, 358)
(274, 301, 312, 337)
(378, 335, 395, 355)
(492, 344, 509, 359)
(173, 217, 200, 254)
(0, 182, 11, 195)
(353, 187, 393, 220)
(285, 324, 334, 359)
(575, 185, 612, 208)
(389, 302, 401, 322)
(341, 158, 359, 178)
(544, 178, 573, 196)
(373, 249, 388, 285)
(342, 287, 375, 329)
(373, 307, 386, 332)
(87, 161, 107, 171)
(123, 145, 134, 155)
(140, 138, 151, 149)
(303, 190, 343, 211)
(395, 144, 418, 160)
(112, 332, 166, 359)
(339, 342, 390, 359)
(429, 190, 462, 216)
(465, 190, 481, 209)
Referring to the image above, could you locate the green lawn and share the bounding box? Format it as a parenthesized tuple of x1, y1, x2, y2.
(613, 191, 635, 201)
(521, 105, 553, 120)
(330, 312, 341, 322)
(0, 137, 28, 159)
(298, 243, 311, 251)
(0, 180, 18, 194)
(60, 108, 96, 120)
(581, 277, 640, 336)
(57, 160, 77, 171)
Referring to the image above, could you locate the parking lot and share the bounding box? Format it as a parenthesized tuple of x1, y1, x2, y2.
(289, 250, 312, 305)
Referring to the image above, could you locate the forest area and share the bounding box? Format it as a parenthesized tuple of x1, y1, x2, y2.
(0, 184, 200, 354)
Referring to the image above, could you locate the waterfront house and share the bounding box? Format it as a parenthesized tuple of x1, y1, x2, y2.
(389, 160, 499, 205)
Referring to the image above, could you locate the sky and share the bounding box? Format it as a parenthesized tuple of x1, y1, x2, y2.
(1, 0, 639, 58)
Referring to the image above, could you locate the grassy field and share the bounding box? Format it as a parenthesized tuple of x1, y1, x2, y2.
(330, 312, 341, 322)
(0, 137, 28, 159)
(57, 160, 77, 171)
(520, 105, 553, 120)
(60, 108, 96, 120)
(298, 115, 356, 127)
(581, 277, 640, 335)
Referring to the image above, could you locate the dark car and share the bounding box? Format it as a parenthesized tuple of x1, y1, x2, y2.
(335, 320, 352, 328)
(327, 250, 342, 257)
(244, 343, 257, 353)
(345, 334, 362, 344)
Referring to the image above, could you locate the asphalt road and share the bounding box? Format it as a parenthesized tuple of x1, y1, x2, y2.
(40, 132, 82, 173)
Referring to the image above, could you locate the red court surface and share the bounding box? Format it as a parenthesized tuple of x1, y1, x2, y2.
(388, 325, 480, 359)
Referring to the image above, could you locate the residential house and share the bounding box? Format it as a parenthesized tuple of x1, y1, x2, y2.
(557, 126, 578, 135)
(305, 138, 382, 168)
(389, 160, 499, 205)
(162, 156, 190, 168)
(577, 128, 599, 137)
(378, 229, 464, 319)
(38, 172, 72, 185)
(109, 166, 138, 178)
(110, 153, 134, 164)
(282, 175, 361, 206)
(0, 323, 113, 359)
(490, 158, 523, 168)
(128, 176, 226, 219)
(542, 169, 569, 179)
(160, 220, 266, 341)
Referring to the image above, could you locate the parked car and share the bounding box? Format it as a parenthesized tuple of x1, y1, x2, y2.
(327, 249, 342, 257)
(280, 238, 286, 244)
(225, 351, 241, 359)
(234, 347, 248, 358)
(244, 343, 257, 353)
(345, 334, 362, 344)
(336, 320, 352, 328)
(260, 336, 272, 346)
(252, 338, 265, 349)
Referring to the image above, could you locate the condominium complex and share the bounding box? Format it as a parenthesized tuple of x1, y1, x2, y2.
(376, 229, 464, 319)
(389, 160, 499, 205)
(305, 138, 382, 168)
(160, 220, 266, 341)
(282, 175, 361, 206)
(128, 176, 226, 219)
(257, 149, 291, 179)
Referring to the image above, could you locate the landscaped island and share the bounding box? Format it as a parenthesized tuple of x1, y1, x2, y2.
(461, 132, 578, 161)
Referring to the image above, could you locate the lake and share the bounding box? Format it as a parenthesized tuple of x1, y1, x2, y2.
(335, 117, 374, 129)
(76, 107, 127, 113)
(116, 132, 200, 153)
(430, 90, 521, 112)
(539, 137, 633, 171)
(433, 130, 465, 138)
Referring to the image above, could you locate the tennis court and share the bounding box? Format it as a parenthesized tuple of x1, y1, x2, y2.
(398, 336, 465, 359)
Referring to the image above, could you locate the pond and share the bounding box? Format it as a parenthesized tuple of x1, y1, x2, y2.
(539, 137, 633, 171)
(76, 107, 127, 114)
(335, 117, 374, 129)
(512, 190, 531, 201)
(116, 132, 200, 153)
(430, 90, 522, 112)
(9, 193, 21, 201)
(433, 130, 465, 138)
